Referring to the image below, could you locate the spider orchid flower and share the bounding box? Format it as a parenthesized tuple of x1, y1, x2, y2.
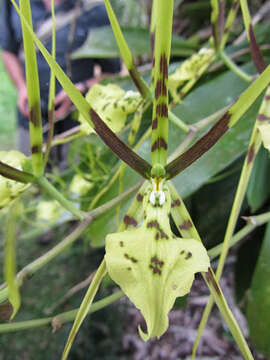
(105, 179, 210, 341)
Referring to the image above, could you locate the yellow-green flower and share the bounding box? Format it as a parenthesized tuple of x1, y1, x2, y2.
(79, 84, 141, 134)
(105, 181, 210, 341)
(69, 174, 93, 196)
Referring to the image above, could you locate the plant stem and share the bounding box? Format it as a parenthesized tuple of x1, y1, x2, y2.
(219, 50, 252, 83)
(0, 291, 123, 333)
(36, 176, 84, 220)
(208, 211, 270, 259)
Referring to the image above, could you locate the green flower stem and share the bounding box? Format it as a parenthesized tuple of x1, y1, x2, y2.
(20, 0, 43, 176)
(220, 0, 239, 51)
(192, 86, 270, 358)
(219, 50, 252, 83)
(36, 176, 84, 221)
(208, 211, 270, 260)
(168, 182, 254, 360)
(0, 291, 123, 334)
(0, 183, 139, 304)
(168, 110, 190, 133)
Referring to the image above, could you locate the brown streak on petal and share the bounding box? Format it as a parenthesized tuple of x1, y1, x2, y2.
(155, 80, 162, 99)
(247, 144, 255, 164)
(206, 267, 221, 296)
(29, 105, 40, 127)
(129, 68, 144, 95)
(249, 25, 267, 73)
(166, 112, 231, 178)
(152, 117, 158, 130)
(179, 220, 193, 230)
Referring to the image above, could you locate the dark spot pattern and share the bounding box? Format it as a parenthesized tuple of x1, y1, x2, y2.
(147, 220, 169, 240)
(160, 53, 168, 78)
(152, 117, 158, 130)
(136, 193, 143, 202)
(185, 251, 192, 260)
(247, 144, 255, 164)
(29, 105, 40, 127)
(149, 255, 164, 275)
(265, 95, 270, 101)
(179, 220, 193, 231)
(151, 137, 168, 152)
(124, 215, 138, 227)
(171, 199, 181, 208)
(124, 253, 138, 263)
(257, 114, 270, 122)
(31, 145, 41, 154)
(119, 241, 124, 247)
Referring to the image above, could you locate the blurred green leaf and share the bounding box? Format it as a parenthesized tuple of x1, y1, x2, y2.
(247, 146, 270, 213)
(247, 222, 270, 358)
(72, 26, 197, 59)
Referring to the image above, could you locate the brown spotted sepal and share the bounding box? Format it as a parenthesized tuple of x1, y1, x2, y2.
(105, 181, 210, 341)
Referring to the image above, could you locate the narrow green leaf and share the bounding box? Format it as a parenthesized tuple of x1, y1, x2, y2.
(19, 0, 43, 176)
(247, 222, 270, 358)
(4, 201, 21, 319)
(61, 260, 107, 360)
(247, 146, 270, 212)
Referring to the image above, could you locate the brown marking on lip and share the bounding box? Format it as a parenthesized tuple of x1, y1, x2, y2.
(185, 251, 192, 260)
(119, 241, 124, 247)
(179, 220, 192, 230)
(147, 220, 169, 239)
(149, 255, 164, 275)
(136, 193, 144, 202)
(124, 253, 138, 263)
(123, 215, 138, 227)
(265, 95, 270, 101)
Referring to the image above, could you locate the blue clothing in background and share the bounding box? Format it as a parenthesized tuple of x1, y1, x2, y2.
(0, 0, 120, 130)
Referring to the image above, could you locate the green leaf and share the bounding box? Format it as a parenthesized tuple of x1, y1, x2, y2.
(71, 26, 196, 59)
(105, 182, 210, 340)
(247, 222, 270, 358)
(247, 146, 270, 212)
(62, 260, 107, 360)
(4, 201, 21, 319)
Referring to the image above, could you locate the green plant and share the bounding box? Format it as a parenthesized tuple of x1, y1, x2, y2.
(1, 0, 270, 359)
